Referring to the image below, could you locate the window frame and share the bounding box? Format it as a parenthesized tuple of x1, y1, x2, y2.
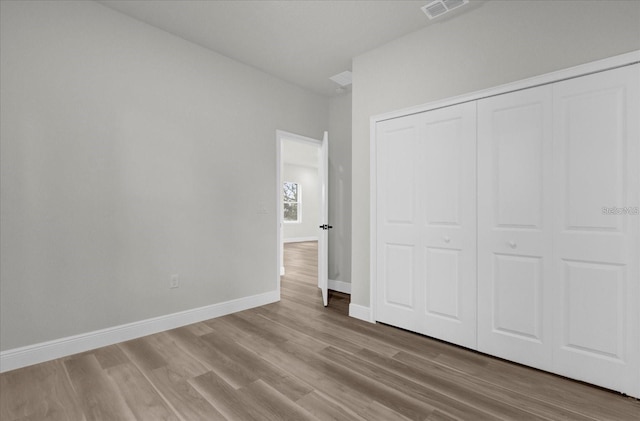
(283, 181, 302, 224)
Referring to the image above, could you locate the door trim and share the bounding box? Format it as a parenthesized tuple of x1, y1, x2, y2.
(276, 130, 325, 297)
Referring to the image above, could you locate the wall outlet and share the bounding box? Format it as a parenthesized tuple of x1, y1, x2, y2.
(170, 274, 179, 289)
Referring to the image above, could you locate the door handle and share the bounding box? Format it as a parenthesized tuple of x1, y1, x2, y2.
(319, 224, 333, 230)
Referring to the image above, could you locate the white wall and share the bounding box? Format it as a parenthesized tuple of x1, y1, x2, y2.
(351, 0, 640, 308)
(282, 164, 320, 241)
(328, 93, 352, 284)
(0, 0, 328, 351)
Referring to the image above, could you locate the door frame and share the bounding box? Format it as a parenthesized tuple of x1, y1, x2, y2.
(276, 129, 327, 298)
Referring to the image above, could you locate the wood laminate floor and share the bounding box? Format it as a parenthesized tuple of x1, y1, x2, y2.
(1, 241, 639, 420)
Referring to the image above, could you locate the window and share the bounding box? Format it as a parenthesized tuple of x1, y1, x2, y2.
(283, 181, 301, 223)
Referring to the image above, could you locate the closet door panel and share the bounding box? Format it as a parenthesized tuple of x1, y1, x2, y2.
(552, 64, 639, 395)
(383, 244, 415, 309)
(477, 85, 554, 370)
(417, 102, 477, 349)
(382, 129, 415, 224)
(562, 260, 624, 357)
(492, 254, 543, 341)
(424, 247, 461, 319)
(375, 115, 422, 331)
(422, 118, 463, 225)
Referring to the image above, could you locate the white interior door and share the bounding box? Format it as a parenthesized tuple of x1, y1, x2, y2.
(416, 102, 477, 348)
(318, 131, 329, 306)
(375, 103, 477, 348)
(477, 85, 554, 370)
(277, 130, 328, 307)
(376, 114, 421, 331)
(551, 64, 639, 394)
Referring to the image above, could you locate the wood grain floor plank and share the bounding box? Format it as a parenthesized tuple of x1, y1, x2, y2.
(237, 379, 317, 421)
(260, 300, 402, 357)
(397, 351, 638, 421)
(318, 346, 504, 421)
(105, 362, 178, 421)
(232, 308, 300, 342)
(425, 409, 462, 421)
(317, 311, 447, 361)
(63, 353, 136, 420)
(222, 312, 292, 345)
(147, 366, 225, 421)
(92, 344, 130, 370)
(263, 338, 438, 420)
(254, 302, 375, 356)
(0, 359, 84, 421)
(199, 329, 313, 401)
(235, 337, 389, 420)
(143, 331, 210, 380)
(118, 336, 168, 372)
(183, 321, 215, 337)
(190, 370, 260, 421)
(166, 326, 257, 389)
(295, 390, 368, 421)
(357, 348, 594, 421)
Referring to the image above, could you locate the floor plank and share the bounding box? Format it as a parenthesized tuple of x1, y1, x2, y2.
(64, 354, 136, 420)
(105, 362, 177, 421)
(0, 359, 84, 421)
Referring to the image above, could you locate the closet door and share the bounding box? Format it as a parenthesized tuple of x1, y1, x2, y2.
(552, 64, 639, 395)
(375, 103, 476, 349)
(415, 102, 477, 348)
(477, 85, 554, 370)
(375, 114, 422, 332)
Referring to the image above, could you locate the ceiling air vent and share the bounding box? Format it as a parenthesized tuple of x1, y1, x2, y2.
(421, 0, 469, 20)
(329, 71, 352, 87)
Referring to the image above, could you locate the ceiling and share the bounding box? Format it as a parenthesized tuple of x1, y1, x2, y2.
(97, 0, 485, 97)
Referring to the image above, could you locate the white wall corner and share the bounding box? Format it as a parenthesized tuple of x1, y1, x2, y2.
(0, 290, 279, 373)
(328, 279, 351, 294)
(349, 303, 374, 323)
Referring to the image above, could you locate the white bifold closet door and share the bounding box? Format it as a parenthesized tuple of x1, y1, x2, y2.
(477, 85, 555, 370)
(551, 65, 639, 394)
(478, 64, 639, 395)
(376, 102, 477, 349)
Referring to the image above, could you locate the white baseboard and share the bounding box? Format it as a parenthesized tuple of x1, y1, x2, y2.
(349, 303, 374, 323)
(283, 236, 318, 243)
(328, 279, 351, 294)
(0, 290, 279, 373)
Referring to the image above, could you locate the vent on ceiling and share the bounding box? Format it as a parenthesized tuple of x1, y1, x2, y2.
(329, 71, 352, 87)
(421, 0, 469, 20)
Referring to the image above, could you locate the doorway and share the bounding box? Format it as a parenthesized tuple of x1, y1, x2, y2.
(276, 130, 329, 306)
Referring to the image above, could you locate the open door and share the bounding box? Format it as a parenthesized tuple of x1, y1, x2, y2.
(277, 129, 330, 308)
(318, 131, 330, 306)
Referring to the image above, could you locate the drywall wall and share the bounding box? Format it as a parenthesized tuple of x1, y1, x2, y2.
(328, 92, 352, 284)
(282, 164, 320, 241)
(0, 0, 328, 351)
(351, 0, 640, 308)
